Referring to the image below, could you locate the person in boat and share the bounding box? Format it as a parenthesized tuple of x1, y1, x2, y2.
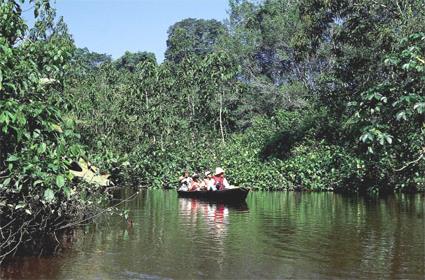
(189, 173, 201, 191)
(213, 167, 230, 191)
(198, 172, 208, 191)
(202, 170, 215, 191)
(178, 170, 192, 191)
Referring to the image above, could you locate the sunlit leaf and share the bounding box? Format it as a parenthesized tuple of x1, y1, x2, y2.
(15, 203, 26, 210)
(2, 177, 11, 187)
(43, 189, 55, 203)
(396, 111, 407, 121)
(56, 175, 65, 188)
(63, 187, 71, 199)
(37, 143, 47, 153)
(6, 155, 19, 162)
(413, 102, 425, 113)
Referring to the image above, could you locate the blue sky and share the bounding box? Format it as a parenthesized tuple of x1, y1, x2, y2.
(43, 0, 230, 62)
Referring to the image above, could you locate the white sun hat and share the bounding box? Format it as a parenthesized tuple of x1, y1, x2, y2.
(214, 167, 225, 176)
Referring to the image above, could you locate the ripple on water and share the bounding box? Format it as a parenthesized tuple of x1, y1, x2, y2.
(1, 191, 423, 280)
(121, 270, 173, 280)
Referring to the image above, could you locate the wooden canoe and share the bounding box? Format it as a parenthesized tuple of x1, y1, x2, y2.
(177, 187, 250, 203)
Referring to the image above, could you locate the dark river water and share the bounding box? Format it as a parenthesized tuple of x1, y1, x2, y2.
(1, 190, 424, 279)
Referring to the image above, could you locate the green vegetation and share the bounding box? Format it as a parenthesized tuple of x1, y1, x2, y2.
(0, 1, 109, 261)
(1, 0, 424, 261)
(65, 0, 423, 193)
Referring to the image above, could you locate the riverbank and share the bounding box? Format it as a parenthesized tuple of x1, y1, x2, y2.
(0, 187, 139, 263)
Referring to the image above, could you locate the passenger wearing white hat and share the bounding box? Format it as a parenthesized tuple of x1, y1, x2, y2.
(213, 167, 230, 190)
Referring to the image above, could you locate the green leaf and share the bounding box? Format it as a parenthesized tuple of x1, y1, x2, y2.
(37, 143, 47, 153)
(33, 180, 43, 186)
(360, 132, 373, 143)
(6, 155, 19, 162)
(51, 123, 63, 133)
(0, 112, 8, 123)
(413, 102, 425, 114)
(15, 203, 26, 210)
(44, 189, 55, 203)
(56, 175, 65, 188)
(63, 187, 71, 199)
(2, 177, 11, 187)
(396, 111, 407, 121)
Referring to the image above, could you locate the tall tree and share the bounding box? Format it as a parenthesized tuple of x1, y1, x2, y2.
(165, 18, 227, 63)
(115, 51, 156, 72)
(224, 0, 315, 128)
(74, 48, 112, 69)
(297, 0, 425, 190)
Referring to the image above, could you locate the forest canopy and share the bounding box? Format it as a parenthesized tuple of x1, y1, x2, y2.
(62, 0, 424, 193)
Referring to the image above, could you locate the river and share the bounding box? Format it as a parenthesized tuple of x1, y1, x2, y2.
(1, 190, 424, 279)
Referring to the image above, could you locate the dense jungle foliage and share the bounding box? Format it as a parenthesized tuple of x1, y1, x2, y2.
(64, 0, 424, 193)
(1, 0, 424, 261)
(0, 0, 110, 262)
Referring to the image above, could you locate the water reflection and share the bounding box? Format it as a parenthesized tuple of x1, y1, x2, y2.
(0, 191, 423, 280)
(178, 197, 248, 222)
(177, 198, 249, 273)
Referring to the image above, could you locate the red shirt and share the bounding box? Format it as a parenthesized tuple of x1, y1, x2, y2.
(213, 176, 225, 190)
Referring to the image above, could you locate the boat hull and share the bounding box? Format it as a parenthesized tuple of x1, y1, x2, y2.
(177, 187, 249, 203)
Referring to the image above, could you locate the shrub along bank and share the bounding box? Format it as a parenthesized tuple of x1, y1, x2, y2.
(0, 1, 110, 262)
(121, 110, 368, 192)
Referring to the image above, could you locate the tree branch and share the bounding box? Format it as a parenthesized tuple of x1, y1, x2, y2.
(394, 149, 424, 172)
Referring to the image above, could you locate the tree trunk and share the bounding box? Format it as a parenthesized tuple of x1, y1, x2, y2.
(219, 91, 225, 144)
